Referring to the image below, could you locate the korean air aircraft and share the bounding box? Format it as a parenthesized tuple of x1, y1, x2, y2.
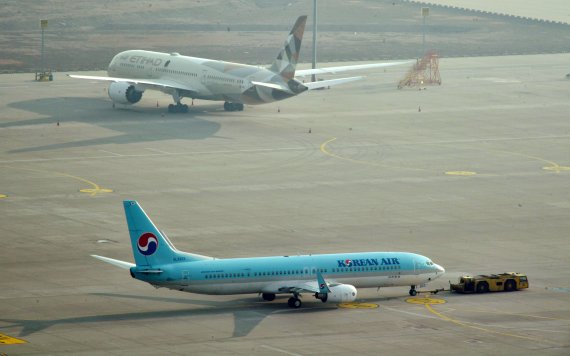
(92, 201, 445, 308)
(70, 16, 410, 113)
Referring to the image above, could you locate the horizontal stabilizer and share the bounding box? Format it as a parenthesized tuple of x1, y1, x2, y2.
(304, 76, 363, 90)
(296, 61, 413, 77)
(251, 81, 290, 92)
(91, 255, 135, 269)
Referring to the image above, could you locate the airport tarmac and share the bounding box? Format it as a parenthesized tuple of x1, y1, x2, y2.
(1, 54, 569, 354)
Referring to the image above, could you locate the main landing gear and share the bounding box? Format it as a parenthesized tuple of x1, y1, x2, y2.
(409, 285, 417, 296)
(224, 101, 244, 112)
(168, 103, 189, 113)
(261, 293, 276, 301)
(262, 292, 301, 308)
(287, 296, 302, 308)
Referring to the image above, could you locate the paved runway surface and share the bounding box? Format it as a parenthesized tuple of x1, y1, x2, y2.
(1, 54, 569, 354)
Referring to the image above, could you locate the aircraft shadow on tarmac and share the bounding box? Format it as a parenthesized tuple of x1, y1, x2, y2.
(0, 293, 341, 339)
(5, 97, 222, 153)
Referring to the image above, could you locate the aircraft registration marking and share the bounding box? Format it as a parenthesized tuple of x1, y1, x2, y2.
(338, 302, 379, 309)
(0, 332, 27, 344)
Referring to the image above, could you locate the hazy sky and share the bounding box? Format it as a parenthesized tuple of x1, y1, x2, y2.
(413, 0, 570, 23)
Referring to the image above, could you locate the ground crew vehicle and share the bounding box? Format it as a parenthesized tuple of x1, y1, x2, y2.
(450, 272, 528, 293)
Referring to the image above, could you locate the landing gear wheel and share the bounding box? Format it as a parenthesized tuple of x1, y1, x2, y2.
(223, 102, 244, 112)
(409, 285, 417, 296)
(262, 293, 276, 301)
(168, 103, 189, 113)
(288, 297, 302, 308)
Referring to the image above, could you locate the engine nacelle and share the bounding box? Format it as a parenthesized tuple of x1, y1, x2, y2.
(108, 82, 143, 105)
(315, 284, 357, 303)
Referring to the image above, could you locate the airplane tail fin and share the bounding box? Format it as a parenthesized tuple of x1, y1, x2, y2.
(269, 15, 307, 81)
(123, 200, 211, 267)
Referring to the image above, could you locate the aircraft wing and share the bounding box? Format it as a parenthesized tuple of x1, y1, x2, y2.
(262, 278, 341, 294)
(295, 61, 413, 77)
(251, 81, 290, 92)
(303, 76, 363, 90)
(68, 74, 196, 93)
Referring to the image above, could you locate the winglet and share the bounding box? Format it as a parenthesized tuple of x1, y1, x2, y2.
(316, 270, 331, 294)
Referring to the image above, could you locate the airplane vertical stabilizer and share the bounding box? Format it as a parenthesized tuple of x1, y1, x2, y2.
(269, 15, 307, 81)
(123, 200, 211, 267)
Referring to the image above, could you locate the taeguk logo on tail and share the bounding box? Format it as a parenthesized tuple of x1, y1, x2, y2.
(137, 232, 158, 255)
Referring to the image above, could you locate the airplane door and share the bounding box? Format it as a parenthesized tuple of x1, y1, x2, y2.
(414, 260, 421, 275)
(182, 270, 190, 280)
(201, 70, 208, 85)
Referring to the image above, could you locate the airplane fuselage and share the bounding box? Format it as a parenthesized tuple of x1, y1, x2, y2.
(131, 251, 443, 295)
(108, 50, 305, 105)
(71, 16, 410, 114)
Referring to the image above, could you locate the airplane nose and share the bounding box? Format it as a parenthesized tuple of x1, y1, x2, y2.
(436, 264, 445, 273)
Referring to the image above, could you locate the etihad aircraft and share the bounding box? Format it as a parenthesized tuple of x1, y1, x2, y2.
(92, 201, 445, 308)
(70, 16, 410, 113)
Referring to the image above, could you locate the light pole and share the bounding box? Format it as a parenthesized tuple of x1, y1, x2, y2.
(421, 7, 429, 55)
(312, 0, 317, 82)
(40, 19, 48, 73)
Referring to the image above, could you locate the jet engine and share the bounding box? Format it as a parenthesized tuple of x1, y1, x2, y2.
(108, 82, 143, 104)
(315, 284, 357, 303)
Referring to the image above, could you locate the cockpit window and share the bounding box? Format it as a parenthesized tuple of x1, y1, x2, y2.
(426, 261, 434, 266)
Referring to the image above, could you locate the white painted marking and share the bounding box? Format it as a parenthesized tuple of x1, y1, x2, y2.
(0, 146, 307, 164)
(260, 345, 302, 356)
(98, 149, 123, 156)
(382, 306, 440, 320)
(145, 147, 171, 154)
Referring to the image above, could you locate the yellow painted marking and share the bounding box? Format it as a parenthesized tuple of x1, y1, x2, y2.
(320, 137, 425, 171)
(543, 165, 570, 172)
(460, 308, 567, 321)
(55, 172, 113, 196)
(486, 149, 569, 174)
(445, 171, 477, 176)
(338, 302, 379, 309)
(2, 166, 112, 197)
(406, 297, 446, 305)
(79, 188, 114, 195)
(320, 137, 370, 166)
(424, 303, 550, 342)
(0, 194, 7, 199)
(0, 332, 27, 344)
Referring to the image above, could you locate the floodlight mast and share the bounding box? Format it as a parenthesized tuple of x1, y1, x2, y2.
(312, 0, 318, 82)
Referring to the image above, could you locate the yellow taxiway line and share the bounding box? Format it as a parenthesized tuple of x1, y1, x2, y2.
(2, 166, 112, 197)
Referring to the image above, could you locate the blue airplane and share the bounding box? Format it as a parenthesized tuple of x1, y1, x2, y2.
(92, 201, 445, 308)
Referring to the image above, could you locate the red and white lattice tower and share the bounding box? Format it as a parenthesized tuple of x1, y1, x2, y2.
(398, 50, 441, 89)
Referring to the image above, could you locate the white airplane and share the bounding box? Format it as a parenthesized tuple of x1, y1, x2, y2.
(70, 16, 410, 113)
(92, 201, 446, 308)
